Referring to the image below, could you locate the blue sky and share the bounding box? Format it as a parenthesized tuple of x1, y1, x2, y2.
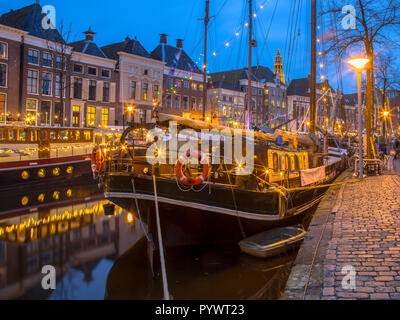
(1, 0, 361, 93)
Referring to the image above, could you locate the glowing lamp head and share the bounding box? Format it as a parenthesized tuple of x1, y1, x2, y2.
(347, 58, 370, 70)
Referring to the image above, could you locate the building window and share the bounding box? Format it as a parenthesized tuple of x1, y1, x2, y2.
(190, 97, 196, 111)
(130, 81, 136, 100)
(73, 64, 83, 73)
(28, 49, 39, 65)
(102, 69, 110, 78)
(143, 69, 148, 76)
(56, 56, 66, 70)
(41, 101, 51, 125)
(0, 63, 6, 87)
(87, 106, 96, 127)
(175, 80, 181, 88)
(153, 84, 159, 101)
(183, 81, 189, 89)
(191, 83, 197, 90)
(142, 82, 148, 101)
(0, 94, 5, 122)
(0, 42, 7, 59)
(103, 82, 110, 102)
(102, 108, 109, 126)
(183, 96, 189, 111)
(153, 71, 160, 79)
(26, 99, 37, 125)
(175, 95, 181, 109)
(73, 77, 82, 99)
(72, 105, 80, 127)
(43, 52, 53, 67)
(166, 94, 172, 109)
(88, 80, 96, 101)
(42, 72, 52, 95)
(54, 102, 63, 125)
(55, 75, 64, 97)
(166, 78, 173, 88)
(88, 67, 97, 76)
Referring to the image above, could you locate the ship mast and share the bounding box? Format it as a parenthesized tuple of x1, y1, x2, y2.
(202, 0, 210, 121)
(247, 0, 253, 129)
(309, 0, 317, 134)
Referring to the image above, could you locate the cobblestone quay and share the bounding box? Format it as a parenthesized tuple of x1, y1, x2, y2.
(282, 170, 400, 300)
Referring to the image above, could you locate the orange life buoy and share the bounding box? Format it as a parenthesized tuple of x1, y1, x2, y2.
(175, 150, 210, 186)
(91, 145, 106, 175)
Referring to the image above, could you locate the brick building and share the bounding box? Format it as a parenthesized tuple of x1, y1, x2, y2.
(210, 63, 287, 128)
(151, 35, 204, 120)
(0, 3, 72, 126)
(102, 36, 164, 125)
(69, 28, 118, 128)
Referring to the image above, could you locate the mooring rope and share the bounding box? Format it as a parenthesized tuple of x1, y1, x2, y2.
(152, 169, 171, 300)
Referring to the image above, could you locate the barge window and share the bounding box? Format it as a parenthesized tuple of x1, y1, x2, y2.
(0, 128, 5, 142)
(294, 155, 300, 170)
(273, 153, 279, 170)
(18, 129, 27, 142)
(9, 129, 16, 141)
(83, 130, 92, 141)
(285, 155, 289, 170)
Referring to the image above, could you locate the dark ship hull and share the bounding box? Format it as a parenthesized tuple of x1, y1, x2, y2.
(104, 159, 343, 245)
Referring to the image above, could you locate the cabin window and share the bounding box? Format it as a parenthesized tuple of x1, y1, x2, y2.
(9, 129, 16, 141)
(50, 131, 56, 140)
(273, 153, 279, 170)
(294, 155, 300, 170)
(18, 129, 27, 142)
(0, 129, 6, 142)
(83, 130, 92, 141)
(75, 130, 81, 141)
(59, 130, 68, 141)
(285, 155, 290, 170)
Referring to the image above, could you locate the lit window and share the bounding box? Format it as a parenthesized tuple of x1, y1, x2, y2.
(102, 108, 109, 126)
(87, 106, 96, 127)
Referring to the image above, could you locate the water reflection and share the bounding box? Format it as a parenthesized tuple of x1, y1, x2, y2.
(0, 181, 143, 300)
(0, 180, 312, 300)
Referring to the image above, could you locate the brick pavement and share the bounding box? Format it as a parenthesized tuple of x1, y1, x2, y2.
(322, 174, 400, 300)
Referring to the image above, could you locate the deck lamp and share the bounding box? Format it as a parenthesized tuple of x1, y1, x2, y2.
(347, 57, 370, 179)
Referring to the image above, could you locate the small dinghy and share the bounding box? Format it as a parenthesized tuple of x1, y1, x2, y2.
(238, 226, 306, 258)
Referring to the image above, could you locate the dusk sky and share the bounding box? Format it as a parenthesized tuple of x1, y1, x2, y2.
(1, 0, 362, 93)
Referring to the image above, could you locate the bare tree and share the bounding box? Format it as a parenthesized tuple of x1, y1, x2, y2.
(375, 53, 400, 107)
(321, 0, 400, 158)
(45, 19, 73, 127)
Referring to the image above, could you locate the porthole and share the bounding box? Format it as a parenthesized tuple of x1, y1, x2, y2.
(21, 196, 29, 206)
(53, 167, 61, 176)
(38, 193, 45, 203)
(66, 189, 72, 198)
(38, 168, 46, 178)
(53, 191, 60, 200)
(21, 170, 30, 180)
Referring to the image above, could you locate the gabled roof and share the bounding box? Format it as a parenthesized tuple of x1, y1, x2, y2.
(151, 44, 202, 74)
(101, 37, 151, 60)
(69, 39, 107, 59)
(287, 76, 335, 97)
(342, 93, 366, 106)
(0, 3, 65, 43)
(210, 66, 278, 90)
(210, 81, 242, 93)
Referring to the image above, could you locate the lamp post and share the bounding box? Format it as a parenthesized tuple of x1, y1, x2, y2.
(123, 104, 133, 130)
(383, 110, 389, 153)
(347, 58, 370, 179)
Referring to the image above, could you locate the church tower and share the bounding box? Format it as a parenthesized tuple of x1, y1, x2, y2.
(274, 49, 285, 84)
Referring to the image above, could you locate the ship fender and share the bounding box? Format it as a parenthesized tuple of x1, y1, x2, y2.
(175, 150, 210, 186)
(91, 145, 107, 177)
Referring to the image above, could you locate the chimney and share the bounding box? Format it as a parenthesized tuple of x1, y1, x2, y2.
(83, 26, 96, 41)
(176, 39, 183, 49)
(160, 34, 168, 44)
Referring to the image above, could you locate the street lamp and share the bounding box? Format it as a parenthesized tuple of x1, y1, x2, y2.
(347, 57, 370, 179)
(123, 104, 134, 130)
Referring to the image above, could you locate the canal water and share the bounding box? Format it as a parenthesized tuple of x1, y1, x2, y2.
(0, 179, 314, 300)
